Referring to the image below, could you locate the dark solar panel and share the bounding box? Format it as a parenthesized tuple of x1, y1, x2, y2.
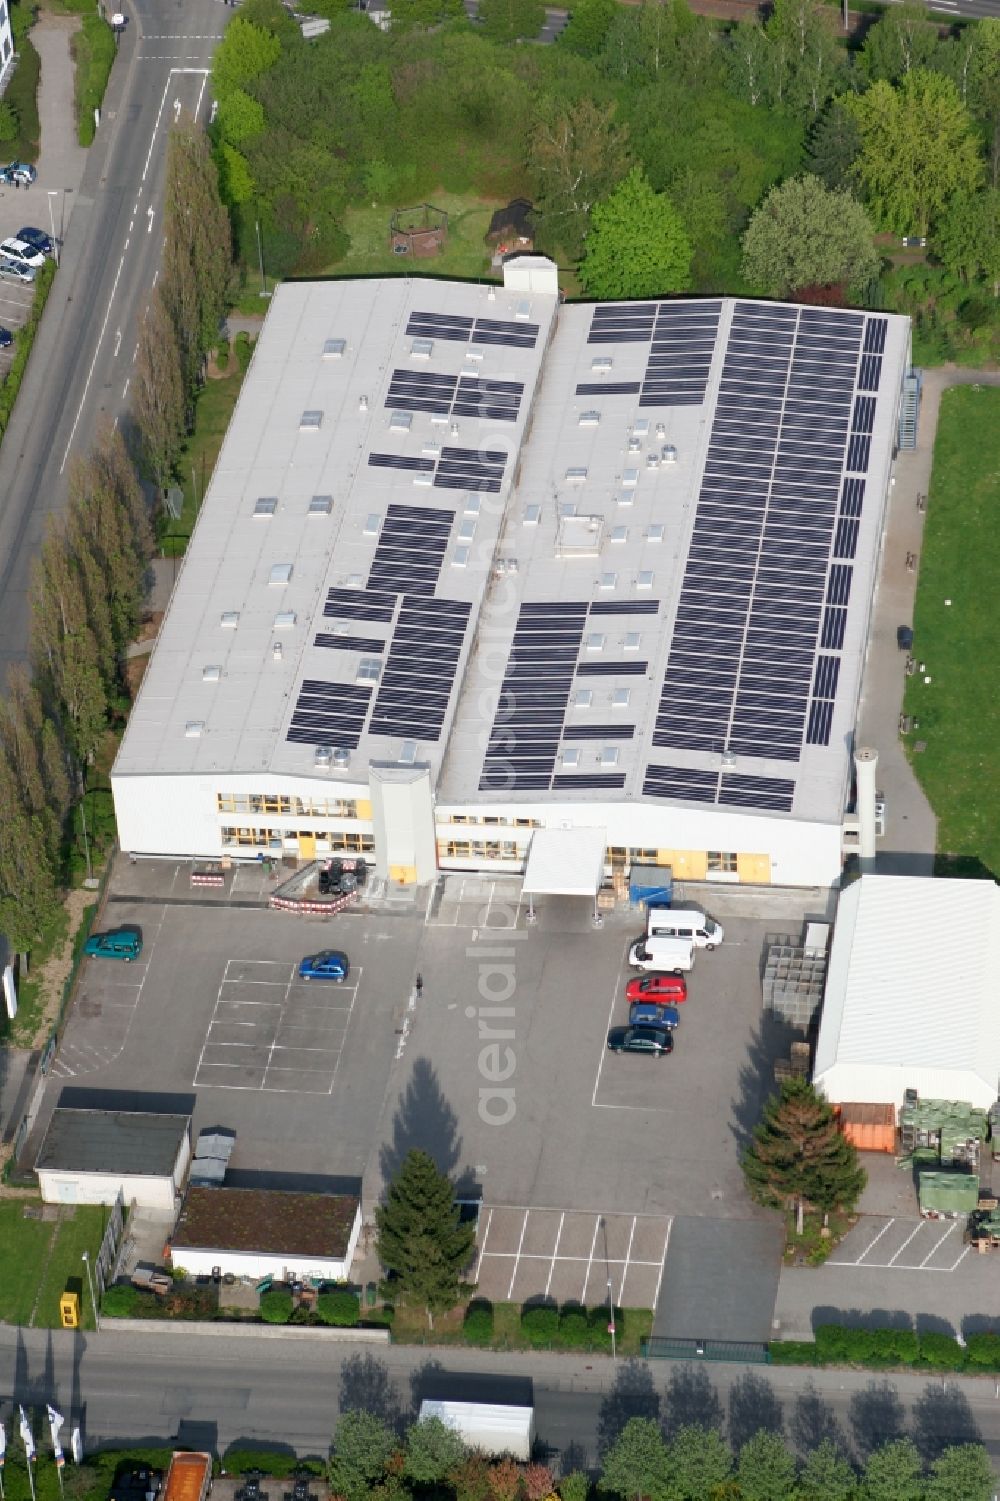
(551, 773, 627, 790)
(286, 680, 372, 750)
(718, 772, 795, 811)
(367, 503, 454, 596)
(368, 595, 472, 742)
(326, 588, 396, 623)
(589, 600, 660, 616)
(315, 634, 385, 654)
(643, 764, 720, 802)
(561, 724, 636, 740)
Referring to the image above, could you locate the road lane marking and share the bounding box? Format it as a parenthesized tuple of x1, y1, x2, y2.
(60, 250, 128, 472)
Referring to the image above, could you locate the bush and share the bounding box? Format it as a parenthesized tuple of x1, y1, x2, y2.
(259, 1288, 294, 1324)
(101, 1282, 139, 1317)
(317, 1288, 360, 1327)
(463, 1298, 494, 1344)
(558, 1473, 589, 1501)
(587, 1303, 623, 1353)
(520, 1301, 558, 1346)
(557, 1302, 590, 1349)
(222, 1452, 323, 1479)
(74, 15, 116, 147)
(768, 1340, 821, 1365)
(234, 331, 253, 373)
(966, 1332, 1000, 1369)
(918, 1331, 966, 1369)
(870, 1327, 919, 1366)
(0, 259, 55, 437)
(4, 35, 40, 162)
(0, 100, 18, 142)
(215, 339, 230, 371)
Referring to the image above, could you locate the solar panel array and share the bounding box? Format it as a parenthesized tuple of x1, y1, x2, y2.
(287, 680, 373, 750)
(368, 596, 472, 742)
(368, 445, 508, 494)
(580, 300, 722, 408)
(643, 764, 795, 813)
(647, 302, 882, 809)
(480, 603, 589, 792)
(386, 368, 523, 423)
(367, 504, 454, 596)
(325, 587, 395, 623)
(405, 310, 540, 350)
(315, 633, 385, 654)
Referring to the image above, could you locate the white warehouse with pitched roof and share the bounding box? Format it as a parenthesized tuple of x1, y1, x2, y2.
(112, 259, 911, 890)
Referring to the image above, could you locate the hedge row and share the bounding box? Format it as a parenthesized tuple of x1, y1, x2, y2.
(74, 14, 116, 147)
(0, 259, 56, 437)
(770, 1325, 1000, 1371)
(463, 1299, 623, 1352)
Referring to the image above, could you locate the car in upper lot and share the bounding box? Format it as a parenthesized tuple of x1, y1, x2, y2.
(629, 1000, 680, 1031)
(84, 926, 143, 962)
(0, 162, 35, 186)
(625, 973, 687, 1004)
(607, 1025, 674, 1058)
(0, 257, 34, 284)
(298, 949, 350, 982)
(0, 161, 37, 186)
(628, 936, 695, 974)
(647, 907, 725, 950)
(16, 227, 53, 258)
(0, 328, 12, 349)
(0, 237, 45, 269)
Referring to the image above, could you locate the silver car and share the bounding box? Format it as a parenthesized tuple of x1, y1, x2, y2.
(0, 256, 35, 283)
(0, 237, 45, 269)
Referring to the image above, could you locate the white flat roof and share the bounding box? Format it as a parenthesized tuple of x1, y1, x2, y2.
(522, 827, 606, 897)
(114, 275, 910, 829)
(814, 875, 1000, 1108)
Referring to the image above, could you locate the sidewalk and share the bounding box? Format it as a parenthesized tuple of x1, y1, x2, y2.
(0, 12, 88, 243)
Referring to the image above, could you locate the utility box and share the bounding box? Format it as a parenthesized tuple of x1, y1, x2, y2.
(60, 1290, 80, 1328)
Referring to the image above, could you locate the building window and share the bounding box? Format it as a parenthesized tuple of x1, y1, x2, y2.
(217, 792, 360, 819)
(332, 832, 375, 853)
(630, 847, 658, 863)
(707, 851, 738, 873)
(222, 826, 283, 848)
(439, 839, 520, 861)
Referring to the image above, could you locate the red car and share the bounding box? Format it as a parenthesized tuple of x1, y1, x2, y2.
(625, 973, 688, 1004)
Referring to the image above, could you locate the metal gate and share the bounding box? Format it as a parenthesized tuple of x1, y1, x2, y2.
(642, 1336, 770, 1364)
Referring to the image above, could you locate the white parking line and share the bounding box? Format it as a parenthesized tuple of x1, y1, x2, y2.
(506, 1209, 530, 1300)
(855, 1217, 896, 1263)
(544, 1212, 565, 1298)
(887, 1223, 924, 1266)
(652, 1216, 672, 1308)
(473, 1206, 494, 1279)
(617, 1214, 637, 1304)
(917, 1222, 957, 1267)
(582, 1214, 601, 1300)
(591, 973, 620, 1107)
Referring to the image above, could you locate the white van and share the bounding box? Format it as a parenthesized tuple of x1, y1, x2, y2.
(647, 907, 725, 950)
(628, 935, 696, 974)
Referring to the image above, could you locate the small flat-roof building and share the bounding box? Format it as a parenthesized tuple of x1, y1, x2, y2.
(112, 260, 911, 892)
(168, 1185, 362, 1281)
(814, 875, 1000, 1111)
(35, 1108, 192, 1211)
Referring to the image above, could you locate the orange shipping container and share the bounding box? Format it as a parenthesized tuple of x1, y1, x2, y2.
(835, 1102, 896, 1154)
(164, 1453, 212, 1501)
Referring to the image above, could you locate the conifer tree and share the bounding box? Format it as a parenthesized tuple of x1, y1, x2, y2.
(375, 1148, 475, 1328)
(742, 1077, 866, 1233)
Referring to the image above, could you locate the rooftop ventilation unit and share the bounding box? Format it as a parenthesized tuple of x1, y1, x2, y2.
(411, 338, 434, 359)
(586, 632, 606, 652)
(300, 410, 323, 431)
(458, 519, 476, 543)
(561, 747, 580, 768)
(332, 747, 351, 770)
(515, 300, 532, 322)
(309, 494, 333, 516)
(185, 721, 205, 738)
(359, 395, 369, 412)
(400, 740, 418, 765)
(422, 441, 441, 458)
(633, 419, 650, 438)
(628, 437, 641, 454)
(565, 467, 588, 484)
(655, 422, 666, 439)
(274, 610, 296, 629)
(269, 563, 293, 586)
(466, 345, 484, 363)
(202, 665, 221, 683)
(599, 571, 616, 591)
(574, 689, 593, 708)
(272, 641, 283, 661)
(323, 338, 346, 359)
(315, 746, 333, 768)
(591, 356, 613, 373)
(600, 745, 620, 768)
(623, 468, 639, 489)
(579, 411, 600, 428)
(390, 410, 413, 433)
(220, 611, 239, 628)
(662, 445, 677, 464)
(356, 658, 381, 684)
(254, 497, 277, 518)
(646, 452, 660, 469)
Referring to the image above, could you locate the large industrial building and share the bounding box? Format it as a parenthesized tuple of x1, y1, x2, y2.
(815, 875, 1000, 1111)
(112, 259, 911, 889)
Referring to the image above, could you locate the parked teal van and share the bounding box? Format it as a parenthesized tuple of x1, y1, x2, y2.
(83, 926, 142, 962)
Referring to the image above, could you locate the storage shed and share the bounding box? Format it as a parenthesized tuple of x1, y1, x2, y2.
(814, 875, 1000, 1112)
(36, 1109, 192, 1210)
(169, 1185, 362, 1281)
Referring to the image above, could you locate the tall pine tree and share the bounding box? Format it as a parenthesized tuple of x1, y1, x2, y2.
(375, 1149, 474, 1328)
(742, 1077, 866, 1233)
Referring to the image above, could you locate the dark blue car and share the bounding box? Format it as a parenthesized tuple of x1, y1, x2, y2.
(16, 227, 53, 257)
(629, 1000, 680, 1030)
(298, 949, 350, 982)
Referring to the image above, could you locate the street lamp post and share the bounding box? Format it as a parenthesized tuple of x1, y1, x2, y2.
(81, 1250, 100, 1332)
(46, 191, 60, 267)
(607, 1278, 616, 1362)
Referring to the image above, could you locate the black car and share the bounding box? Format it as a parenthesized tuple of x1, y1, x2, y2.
(0, 327, 12, 348)
(16, 227, 53, 257)
(607, 1025, 674, 1057)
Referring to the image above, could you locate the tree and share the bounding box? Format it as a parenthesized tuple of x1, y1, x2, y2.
(375, 1148, 475, 1327)
(741, 175, 879, 296)
(478, 0, 543, 41)
(766, 0, 843, 116)
(403, 1417, 467, 1485)
(387, 0, 464, 27)
(797, 1439, 856, 1501)
(934, 190, 1000, 291)
(967, 19, 1000, 185)
(807, 101, 862, 190)
(558, 0, 618, 57)
(666, 1425, 732, 1499)
(859, 3, 940, 85)
(727, 19, 773, 106)
(580, 167, 691, 298)
(860, 1438, 924, 1501)
(845, 69, 983, 234)
(164, 121, 233, 353)
(216, 88, 266, 147)
(133, 290, 187, 487)
(742, 1078, 866, 1234)
(328, 1410, 397, 1501)
(599, 1418, 673, 1501)
(925, 1443, 995, 1501)
(0, 747, 61, 953)
(736, 1430, 797, 1501)
(211, 16, 282, 101)
(528, 98, 630, 258)
(30, 525, 110, 774)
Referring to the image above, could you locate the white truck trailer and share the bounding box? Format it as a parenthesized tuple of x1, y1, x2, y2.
(418, 1400, 535, 1460)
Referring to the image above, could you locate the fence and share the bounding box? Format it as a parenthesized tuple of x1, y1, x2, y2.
(95, 1188, 125, 1295)
(642, 1336, 770, 1364)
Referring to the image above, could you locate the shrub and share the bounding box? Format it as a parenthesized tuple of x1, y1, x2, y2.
(0, 101, 18, 142)
(101, 1283, 139, 1317)
(463, 1298, 494, 1345)
(4, 36, 40, 162)
(74, 15, 116, 147)
(870, 1327, 918, 1365)
(557, 1474, 589, 1501)
(234, 331, 253, 372)
(587, 1303, 623, 1353)
(259, 1288, 294, 1324)
(557, 1302, 590, 1349)
(918, 1331, 965, 1369)
(223, 1453, 323, 1479)
(520, 1301, 558, 1346)
(966, 1332, 1000, 1369)
(215, 340, 230, 371)
(522, 1464, 553, 1501)
(317, 1288, 360, 1327)
(768, 1340, 821, 1365)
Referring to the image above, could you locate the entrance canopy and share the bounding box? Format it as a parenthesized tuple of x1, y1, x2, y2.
(522, 828, 606, 921)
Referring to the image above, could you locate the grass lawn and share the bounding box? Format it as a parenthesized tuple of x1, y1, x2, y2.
(904, 385, 1000, 879)
(161, 365, 249, 558)
(329, 192, 503, 281)
(0, 1201, 106, 1327)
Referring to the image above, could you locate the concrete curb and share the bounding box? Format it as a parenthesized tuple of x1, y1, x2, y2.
(104, 1318, 391, 1342)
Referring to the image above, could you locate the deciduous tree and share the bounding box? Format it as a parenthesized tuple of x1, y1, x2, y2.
(133, 290, 187, 488)
(211, 16, 282, 101)
(736, 1430, 797, 1501)
(328, 1410, 397, 1501)
(797, 1438, 856, 1501)
(580, 166, 691, 297)
(558, 0, 617, 56)
(528, 97, 630, 258)
(935, 189, 1000, 291)
(925, 1442, 996, 1501)
(164, 120, 233, 354)
(666, 1425, 732, 1498)
(375, 1148, 475, 1327)
(0, 748, 61, 952)
(742, 1077, 866, 1234)
(859, 2, 940, 84)
(600, 1417, 673, 1501)
(845, 69, 983, 234)
(860, 1438, 924, 1501)
(403, 1417, 467, 1485)
(741, 174, 879, 296)
(478, 0, 544, 41)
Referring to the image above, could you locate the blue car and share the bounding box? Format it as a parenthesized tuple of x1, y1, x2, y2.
(629, 1000, 680, 1031)
(16, 227, 53, 257)
(298, 949, 350, 982)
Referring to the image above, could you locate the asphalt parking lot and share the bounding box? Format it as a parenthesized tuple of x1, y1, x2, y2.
(0, 277, 36, 376)
(41, 863, 826, 1329)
